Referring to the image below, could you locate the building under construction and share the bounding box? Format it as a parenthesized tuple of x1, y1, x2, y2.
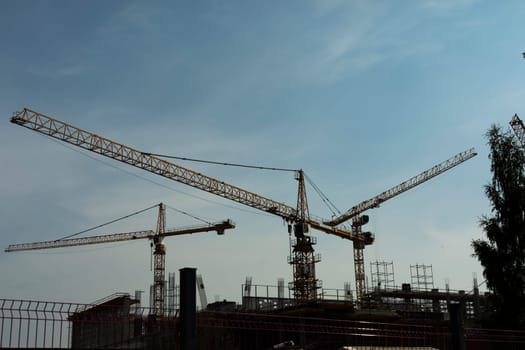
(0, 266, 499, 349)
(4, 108, 524, 348)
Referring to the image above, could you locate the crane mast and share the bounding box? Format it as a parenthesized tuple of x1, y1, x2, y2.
(289, 170, 320, 301)
(5, 203, 235, 316)
(153, 203, 167, 316)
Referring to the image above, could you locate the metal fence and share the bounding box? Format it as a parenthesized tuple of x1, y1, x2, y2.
(0, 299, 73, 348)
(2, 297, 525, 349)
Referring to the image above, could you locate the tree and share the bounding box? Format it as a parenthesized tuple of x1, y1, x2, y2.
(472, 125, 525, 329)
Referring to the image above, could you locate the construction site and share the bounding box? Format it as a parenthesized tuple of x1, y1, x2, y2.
(2, 108, 525, 349)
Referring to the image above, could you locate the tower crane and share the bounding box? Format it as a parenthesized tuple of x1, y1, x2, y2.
(323, 148, 477, 301)
(9, 108, 477, 304)
(9, 108, 365, 304)
(5, 202, 235, 316)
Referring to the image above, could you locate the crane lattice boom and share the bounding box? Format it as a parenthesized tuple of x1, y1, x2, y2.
(5, 220, 235, 252)
(510, 114, 525, 146)
(10, 108, 361, 242)
(324, 148, 478, 226)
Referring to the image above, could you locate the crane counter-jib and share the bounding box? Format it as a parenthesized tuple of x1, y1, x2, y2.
(9, 108, 360, 242)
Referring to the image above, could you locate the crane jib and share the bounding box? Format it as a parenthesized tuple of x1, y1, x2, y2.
(5, 221, 236, 252)
(323, 147, 477, 226)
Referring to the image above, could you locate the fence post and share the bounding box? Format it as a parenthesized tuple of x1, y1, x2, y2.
(180, 267, 197, 350)
(449, 302, 465, 350)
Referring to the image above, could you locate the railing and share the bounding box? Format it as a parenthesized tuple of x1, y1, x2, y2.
(0, 299, 77, 348)
(0, 297, 154, 348)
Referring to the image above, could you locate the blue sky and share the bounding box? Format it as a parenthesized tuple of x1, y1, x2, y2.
(1, 0, 525, 305)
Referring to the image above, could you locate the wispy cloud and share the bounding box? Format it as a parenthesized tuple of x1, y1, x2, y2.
(420, 0, 479, 12)
(281, 2, 448, 86)
(26, 62, 87, 79)
(96, 3, 157, 34)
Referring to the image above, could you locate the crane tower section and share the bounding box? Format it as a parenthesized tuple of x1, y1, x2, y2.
(153, 203, 167, 316)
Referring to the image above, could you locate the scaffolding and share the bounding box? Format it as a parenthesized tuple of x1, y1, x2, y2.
(370, 261, 395, 291)
(168, 272, 177, 315)
(410, 264, 434, 291)
(410, 264, 435, 310)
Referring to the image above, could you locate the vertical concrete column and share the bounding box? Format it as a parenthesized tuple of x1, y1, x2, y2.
(449, 303, 465, 350)
(180, 267, 197, 350)
(431, 288, 440, 313)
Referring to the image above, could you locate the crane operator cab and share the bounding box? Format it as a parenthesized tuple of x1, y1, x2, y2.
(151, 236, 166, 254)
(293, 222, 309, 238)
